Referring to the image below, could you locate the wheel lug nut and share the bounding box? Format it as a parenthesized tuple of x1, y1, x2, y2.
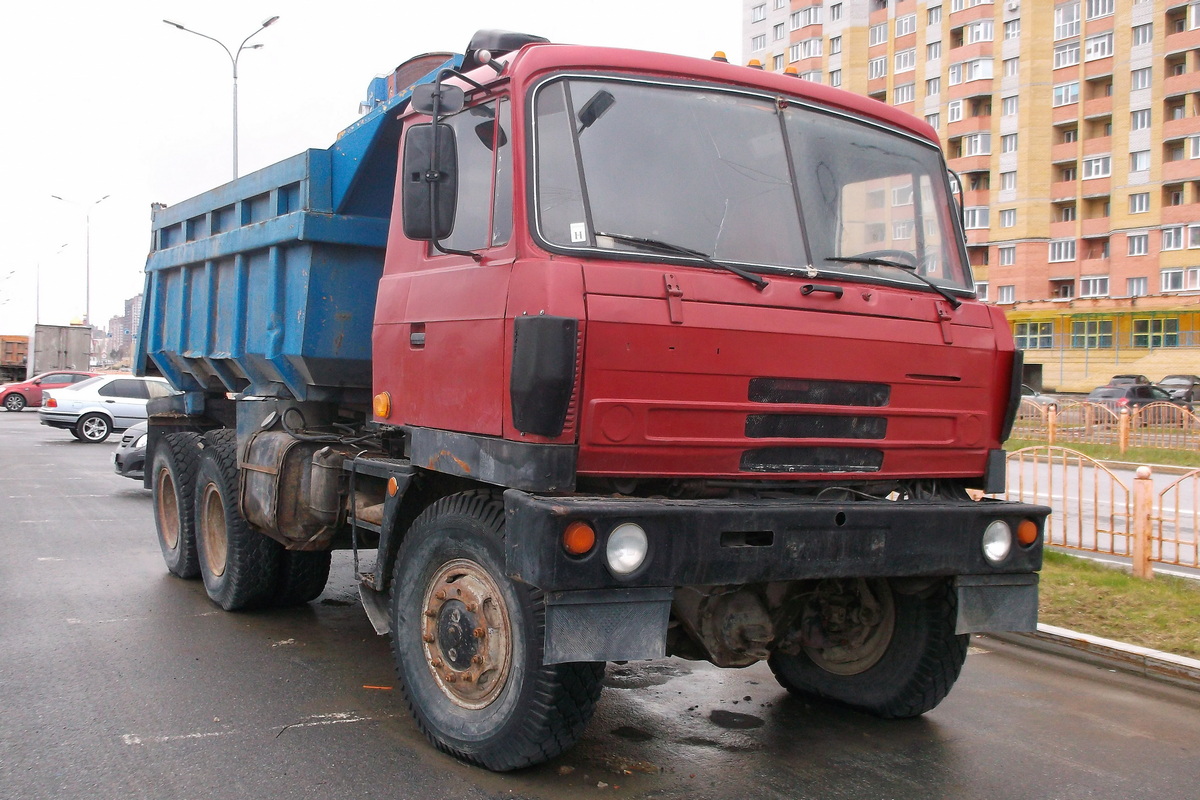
(431, 658, 443, 668)
(422, 633, 435, 643)
(465, 602, 477, 612)
(462, 674, 473, 683)
(424, 609, 436, 618)
(435, 590, 446, 600)
(471, 655, 483, 665)
(445, 673, 457, 683)
(473, 627, 485, 638)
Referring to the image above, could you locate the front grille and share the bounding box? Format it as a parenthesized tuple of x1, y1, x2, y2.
(740, 446, 884, 473)
(748, 378, 890, 407)
(745, 414, 887, 440)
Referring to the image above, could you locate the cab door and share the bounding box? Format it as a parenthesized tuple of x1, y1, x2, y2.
(376, 99, 515, 434)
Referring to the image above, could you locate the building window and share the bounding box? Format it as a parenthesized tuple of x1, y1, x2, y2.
(1128, 276, 1148, 297)
(1080, 276, 1109, 297)
(774, 23, 786, 41)
(964, 207, 990, 229)
(1132, 23, 1153, 46)
(1133, 318, 1180, 348)
(948, 58, 994, 85)
(975, 281, 989, 301)
(800, 70, 823, 82)
(1002, 95, 1019, 116)
(773, 54, 786, 71)
(1001, 171, 1017, 191)
(830, 36, 842, 55)
(1060, 166, 1078, 181)
(896, 14, 917, 36)
(1082, 155, 1111, 178)
(1084, 33, 1113, 60)
(1049, 239, 1077, 262)
(752, 4, 767, 22)
(925, 111, 941, 128)
(1129, 193, 1150, 214)
(1128, 233, 1149, 256)
(799, 5, 823, 26)
(999, 245, 1016, 265)
(1086, 0, 1114, 19)
(1053, 82, 1080, 106)
(1055, 2, 1081, 41)
(830, 3, 842, 21)
(1004, 19, 1021, 39)
(869, 57, 888, 79)
(1072, 319, 1113, 349)
(927, 41, 943, 60)
(948, 100, 964, 122)
(1053, 41, 1080, 69)
(998, 284, 1015, 304)
(967, 20, 994, 44)
(870, 23, 888, 46)
(1015, 322, 1055, 349)
(790, 43, 801, 62)
(802, 37, 823, 58)
(927, 76, 941, 95)
(928, 5, 942, 25)
(1130, 67, 1152, 91)
(1190, 224, 1200, 247)
(1060, 205, 1077, 222)
(895, 48, 916, 73)
(894, 83, 916, 104)
(963, 132, 991, 155)
(752, 34, 767, 51)
(1130, 150, 1151, 171)
(1062, 128, 1078, 143)
(1131, 109, 1152, 130)
(1001, 133, 1018, 153)
(1001, 209, 1017, 227)
(1004, 57, 1019, 76)
(1163, 226, 1185, 250)
(1162, 269, 1186, 291)
(830, 69, 842, 87)
(790, 10, 803, 29)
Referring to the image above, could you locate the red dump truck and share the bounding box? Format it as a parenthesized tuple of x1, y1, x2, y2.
(137, 30, 1049, 771)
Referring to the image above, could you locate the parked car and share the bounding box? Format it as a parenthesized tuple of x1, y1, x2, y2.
(39, 375, 175, 443)
(1107, 374, 1150, 386)
(112, 421, 148, 479)
(1086, 384, 1192, 418)
(0, 370, 97, 412)
(1020, 384, 1058, 409)
(1156, 374, 1200, 402)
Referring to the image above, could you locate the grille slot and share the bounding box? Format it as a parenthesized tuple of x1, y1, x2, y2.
(749, 378, 890, 407)
(740, 446, 883, 473)
(746, 414, 887, 440)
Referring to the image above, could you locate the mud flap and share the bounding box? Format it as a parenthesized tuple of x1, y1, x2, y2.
(542, 587, 673, 664)
(954, 574, 1039, 634)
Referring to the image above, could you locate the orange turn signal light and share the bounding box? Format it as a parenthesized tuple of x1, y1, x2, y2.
(373, 391, 391, 420)
(387, 476, 399, 497)
(1017, 519, 1039, 546)
(562, 521, 597, 556)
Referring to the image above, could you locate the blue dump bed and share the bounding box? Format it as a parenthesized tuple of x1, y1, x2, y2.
(137, 53, 459, 404)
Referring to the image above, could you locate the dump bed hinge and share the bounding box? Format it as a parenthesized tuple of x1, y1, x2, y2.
(664, 273, 684, 324)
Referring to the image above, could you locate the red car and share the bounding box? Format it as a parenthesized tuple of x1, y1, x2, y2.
(0, 371, 98, 412)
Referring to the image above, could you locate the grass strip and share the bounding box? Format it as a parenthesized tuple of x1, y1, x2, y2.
(1007, 438, 1200, 469)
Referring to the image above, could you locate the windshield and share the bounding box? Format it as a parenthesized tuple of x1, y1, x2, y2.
(532, 76, 971, 293)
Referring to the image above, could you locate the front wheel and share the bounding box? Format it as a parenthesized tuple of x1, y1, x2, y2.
(3, 393, 26, 412)
(390, 492, 604, 771)
(768, 578, 968, 719)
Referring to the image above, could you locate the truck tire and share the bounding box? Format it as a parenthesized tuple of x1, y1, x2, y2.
(389, 491, 604, 771)
(193, 430, 281, 610)
(74, 413, 112, 443)
(3, 393, 25, 412)
(273, 550, 332, 606)
(151, 432, 203, 579)
(768, 578, 968, 719)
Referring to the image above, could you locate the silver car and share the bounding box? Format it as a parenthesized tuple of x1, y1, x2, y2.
(39, 375, 174, 443)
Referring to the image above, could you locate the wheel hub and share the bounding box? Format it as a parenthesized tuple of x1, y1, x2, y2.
(156, 467, 180, 549)
(421, 558, 511, 710)
(800, 578, 895, 676)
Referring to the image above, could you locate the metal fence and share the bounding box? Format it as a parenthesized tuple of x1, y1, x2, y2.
(1012, 399, 1200, 452)
(1001, 445, 1200, 577)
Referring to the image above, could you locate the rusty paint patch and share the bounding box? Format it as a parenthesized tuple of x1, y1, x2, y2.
(427, 449, 472, 474)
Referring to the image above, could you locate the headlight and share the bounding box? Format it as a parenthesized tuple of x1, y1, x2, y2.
(982, 520, 1012, 565)
(606, 523, 648, 575)
(134, 434, 148, 449)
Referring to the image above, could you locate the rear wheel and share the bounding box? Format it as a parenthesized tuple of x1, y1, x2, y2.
(152, 432, 203, 578)
(193, 430, 281, 610)
(75, 413, 111, 443)
(3, 393, 25, 412)
(768, 578, 968, 719)
(273, 550, 332, 606)
(390, 491, 604, 771)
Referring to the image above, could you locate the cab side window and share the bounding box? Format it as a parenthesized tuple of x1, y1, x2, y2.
(439, 100, 512, 253)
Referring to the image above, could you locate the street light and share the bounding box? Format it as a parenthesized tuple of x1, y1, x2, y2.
(163, 16, 279, 179)
(50, 195, 109, 328)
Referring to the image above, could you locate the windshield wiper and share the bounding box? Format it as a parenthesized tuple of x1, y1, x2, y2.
(596, 231, 769, 290)
(825, 255, 961, 309)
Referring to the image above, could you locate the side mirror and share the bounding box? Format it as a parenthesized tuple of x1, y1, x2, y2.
(402, 123, 459, 241)
(32, 378, 42, 385)
(411, 83, 465, 116)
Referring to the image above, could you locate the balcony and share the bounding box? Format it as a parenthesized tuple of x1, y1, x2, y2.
(1082, 97, 1112, 118)
(947, 41, 994, 61)
(947, 154, 992, 174)
(1053, 104, 1080, 125)
(1080, 177, 1111, 197)
(1050, 220, 1078, 238)
(947, 78, 995, 102)
(1163, 158, 1198, 181)
(1080, 217, 1111, 238)
(1163, 203, 1200, 225)
(1083, 59, 1114, 81)
(1051, 180, 1080, 201)
(1052, 141, 1079, 163)
(1164, 70, 1200, 97)
(1082, 137, 1112, 156)
(1163, 116, 1200, 141)
(948, 4, 995, 24)
(1165, 25, 1200, 53)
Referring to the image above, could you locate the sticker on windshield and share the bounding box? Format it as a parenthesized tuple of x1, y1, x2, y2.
(570, 222, 588, 243)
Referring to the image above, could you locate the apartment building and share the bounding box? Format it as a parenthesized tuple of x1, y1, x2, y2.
(743, 0, 1200, 391)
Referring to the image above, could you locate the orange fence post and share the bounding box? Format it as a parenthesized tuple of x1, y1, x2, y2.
(1047, 404, 1057, 445)
(1118, 409, 1130, 455)
(1132, 465, 1154, 580)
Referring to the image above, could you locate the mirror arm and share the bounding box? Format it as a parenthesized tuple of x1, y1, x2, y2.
(425, 73, 482, 262)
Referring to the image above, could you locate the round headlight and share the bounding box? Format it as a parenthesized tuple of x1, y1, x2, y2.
(982, 520, 1012, 565)
(606, 523, 648, 575)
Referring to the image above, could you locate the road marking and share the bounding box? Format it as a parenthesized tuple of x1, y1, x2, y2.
(121, 712, 374, 746)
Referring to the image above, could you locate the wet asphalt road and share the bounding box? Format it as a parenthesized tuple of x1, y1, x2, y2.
(3, 409, 1199, 800)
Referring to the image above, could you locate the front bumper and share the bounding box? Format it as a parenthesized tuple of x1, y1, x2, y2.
(503, 490, 1050, 663)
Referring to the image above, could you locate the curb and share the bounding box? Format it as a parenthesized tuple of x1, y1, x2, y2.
(989, 624, 1200, 692)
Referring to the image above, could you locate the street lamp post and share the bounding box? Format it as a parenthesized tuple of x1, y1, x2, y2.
(163, 16, 279, 179)
(50, 195, 108, 328)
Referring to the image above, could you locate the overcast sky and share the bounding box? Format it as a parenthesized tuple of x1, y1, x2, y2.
(0, 0, 742, 337)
